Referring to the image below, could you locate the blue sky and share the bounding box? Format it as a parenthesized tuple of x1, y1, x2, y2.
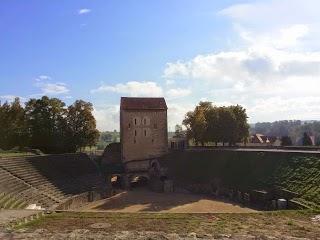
(1, 0, 320, 131)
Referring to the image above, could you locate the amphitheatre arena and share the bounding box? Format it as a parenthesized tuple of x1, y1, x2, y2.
(0, 147, 320, 239)
(0, 98, 319, 239)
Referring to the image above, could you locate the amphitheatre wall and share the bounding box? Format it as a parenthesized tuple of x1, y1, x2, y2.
(160, 149, 320, 209)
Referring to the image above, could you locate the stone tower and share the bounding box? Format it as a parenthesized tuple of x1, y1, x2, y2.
(120, 97, 168, 172)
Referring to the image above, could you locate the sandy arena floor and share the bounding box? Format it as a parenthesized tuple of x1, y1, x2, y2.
(81, 189, 257, 213)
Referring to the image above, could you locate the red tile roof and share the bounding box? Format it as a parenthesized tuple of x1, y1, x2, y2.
(120, 97, 167, 110)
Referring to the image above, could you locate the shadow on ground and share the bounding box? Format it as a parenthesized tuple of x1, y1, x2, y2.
(85, 188, 256, 213)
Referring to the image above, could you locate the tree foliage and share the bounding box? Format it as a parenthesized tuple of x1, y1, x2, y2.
(302, 132, 313, 146)
(0, 96, 99, 153)
(0, 98, 28, 150)
(252, 120, 320, 145)
(183, 101, 249, 146)
(281, 136, 293, 146)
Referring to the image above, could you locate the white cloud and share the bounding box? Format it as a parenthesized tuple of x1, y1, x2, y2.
(91, 81, 164, 97)
(93, 105, 120, 131)
(35, 75, 51, 81)
(39, 83, 69, 95)
(78, 8, 91, 15)
(166, 88, 191, 99)
(0, 95, 26, 103)
(167, 102, 195, 131)
(33, 75, 70, 96)
(90, 0, 320, 130)
(162, 0, 320, 123)
(218, 0, 320, 28)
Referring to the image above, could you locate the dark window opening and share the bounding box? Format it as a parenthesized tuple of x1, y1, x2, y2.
(144, 119, 146, 125)
(135, 130, 137, 136)
(144, 130, 147, 136)
(134, 119, 137, 125)
(134, 138, 136, 144)
(128, 123, 131, 128)
(152, 139, 154, 143)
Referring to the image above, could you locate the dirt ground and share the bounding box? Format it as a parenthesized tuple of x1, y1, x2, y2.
(81, 189, 257, 213)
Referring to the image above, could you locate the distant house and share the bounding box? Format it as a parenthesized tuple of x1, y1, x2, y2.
(249, 134, 281, 146)
(169, 135, 188, 150)
(295, 134, 316, 146)
(251, 134, 270, 144)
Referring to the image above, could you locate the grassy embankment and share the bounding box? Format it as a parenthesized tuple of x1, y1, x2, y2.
(161, 150, 320, 209)
(15, 211, 320, 238)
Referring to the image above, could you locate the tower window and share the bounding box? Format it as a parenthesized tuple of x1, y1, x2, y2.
(144, 130, 147, 136)
(128, 123, 131, 128)
(134, 139, 136, 144)
(134, 118, 137, 125)
(135, 130, 137, 136)
(144, 118, 146, 125)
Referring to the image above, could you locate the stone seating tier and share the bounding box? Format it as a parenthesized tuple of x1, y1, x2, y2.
(0, 153, 104, 210)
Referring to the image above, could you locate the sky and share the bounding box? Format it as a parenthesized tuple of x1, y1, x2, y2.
(1, 0, 320, 131)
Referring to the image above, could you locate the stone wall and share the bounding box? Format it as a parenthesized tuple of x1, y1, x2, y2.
(160, 149, 320, 209)
(121, 109, 168, 163)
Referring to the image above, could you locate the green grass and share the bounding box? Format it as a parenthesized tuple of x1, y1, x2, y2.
(14, 210, 320, 239)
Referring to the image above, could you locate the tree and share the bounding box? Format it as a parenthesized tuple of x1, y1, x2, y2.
(217, 107, 237, 146)
(0, 98, 28, 150)
(205, 107, 220, 145)
(182, 101, 249, 146)
(66, 100, 99, 152)
(25, 96, 67, 153)
(174, 124, 184, 137)
(302, 132, 313, 146)
(183, 102, 212, 145)
(229, 105, 250, 144)
(281, 136, 292, 146)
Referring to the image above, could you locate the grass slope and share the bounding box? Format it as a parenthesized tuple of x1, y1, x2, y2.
(162, 150, 320, 207)
(15, 211, 320, 239)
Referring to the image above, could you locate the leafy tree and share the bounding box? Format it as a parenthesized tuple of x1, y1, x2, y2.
(302, 132, 313, 146)
(205, 106, 220, 145)
(25, 96, 67, 153)
(229, 105, 250, 144)
(183, 102, 212, 145)
(66, 100, 99, 152)
(281, 136, 292, 146)
(182, 101, 249, 146)
(0, 98, 28, 150)
(174, 124, 184, 137)
(217, 107, 237, 146)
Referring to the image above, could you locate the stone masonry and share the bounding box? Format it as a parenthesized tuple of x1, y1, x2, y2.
(120, 97, 168, 172)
